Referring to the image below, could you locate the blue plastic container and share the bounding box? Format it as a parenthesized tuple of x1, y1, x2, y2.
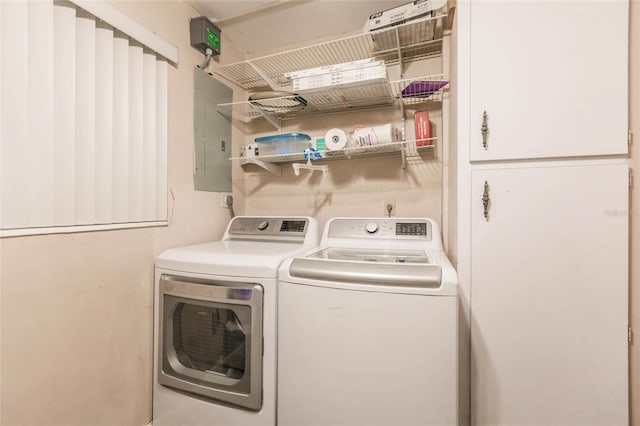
(254, 132, 311, 155)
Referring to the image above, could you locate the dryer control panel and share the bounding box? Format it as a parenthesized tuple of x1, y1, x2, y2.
(226, 217, 311, 241)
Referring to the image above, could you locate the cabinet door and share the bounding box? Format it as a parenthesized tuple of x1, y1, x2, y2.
(469, 1, 628, 161)
(471, 162, 628, 425)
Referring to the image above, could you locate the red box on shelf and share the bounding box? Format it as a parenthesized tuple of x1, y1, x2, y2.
(414, 110, 431, 146)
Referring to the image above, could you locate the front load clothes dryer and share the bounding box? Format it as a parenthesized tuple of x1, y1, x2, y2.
(153, 216, 318, 426)
(277, 217, 458, 426)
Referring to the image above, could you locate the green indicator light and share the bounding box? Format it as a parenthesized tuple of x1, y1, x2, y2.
(206, 27, 220, 49)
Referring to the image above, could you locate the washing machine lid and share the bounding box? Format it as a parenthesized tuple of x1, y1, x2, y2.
(281, 217, 457, 295)
(308, 247, 431, 263)
(282, 250, 456, 296)
(287, 246, 443, 289)
(156, 240, 313, 278)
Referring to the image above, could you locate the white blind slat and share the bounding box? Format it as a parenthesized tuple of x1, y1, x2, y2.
(156, 60, 168, 221)
(128, 45, 144, 222)
(53, 4, 77, 226)
(2, 1, 170, 232)
(143, 53, 157, 221)
(75, 15, 96, 225)
(27, 0, 55, 228)
(112, 35, 130, 224)
(94, 26, 114, 224)
(1, 1, 29, 229)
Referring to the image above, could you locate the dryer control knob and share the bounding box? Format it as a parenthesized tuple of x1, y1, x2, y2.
(365, 222, 379, 234)
(257, 220, 269, 231)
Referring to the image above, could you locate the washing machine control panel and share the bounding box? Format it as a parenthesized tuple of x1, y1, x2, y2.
(328, 218, 432, 240)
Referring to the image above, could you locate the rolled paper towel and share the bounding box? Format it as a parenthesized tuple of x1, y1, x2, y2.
(324, 128, 348, 150)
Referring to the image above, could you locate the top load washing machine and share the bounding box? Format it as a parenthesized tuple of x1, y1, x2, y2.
(153, 216, 318, 426)
(277, 217, 458, 426)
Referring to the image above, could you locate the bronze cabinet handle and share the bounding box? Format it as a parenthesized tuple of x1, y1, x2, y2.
(482, 181, 490, 221)
(481, 111, 488, 150)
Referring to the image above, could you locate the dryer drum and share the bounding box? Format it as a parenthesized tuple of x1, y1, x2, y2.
(173, 303, 246, 379)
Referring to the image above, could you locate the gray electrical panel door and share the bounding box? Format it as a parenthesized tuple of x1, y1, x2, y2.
(193, 68, 232, 192)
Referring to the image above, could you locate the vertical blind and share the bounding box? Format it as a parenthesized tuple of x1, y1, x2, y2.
(1, 0, 170, 231)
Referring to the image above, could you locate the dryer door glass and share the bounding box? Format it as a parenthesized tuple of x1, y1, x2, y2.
(173, 302, 247, 379)
(158, 276, 263, 411)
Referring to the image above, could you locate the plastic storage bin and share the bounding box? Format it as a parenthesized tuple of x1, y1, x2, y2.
(254, 133, 311, 155)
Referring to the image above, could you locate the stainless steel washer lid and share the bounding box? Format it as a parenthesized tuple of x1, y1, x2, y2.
(279, 217, 458, 296)
(307, 247, 430, 263)
(289, 247, 442, 288)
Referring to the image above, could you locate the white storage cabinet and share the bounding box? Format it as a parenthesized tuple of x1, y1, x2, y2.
(468, 0, 628, 161)
(453, 1, 630, 424)
(471, 162, 628, 425)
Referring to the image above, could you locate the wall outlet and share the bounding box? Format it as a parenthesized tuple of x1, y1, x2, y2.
(220, 192, 232, 208)
(383, 198, 396, 217)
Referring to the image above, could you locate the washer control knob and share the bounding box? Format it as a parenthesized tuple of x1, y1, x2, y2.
(365, 222, 379, 234)
(257, 220, 269, 231)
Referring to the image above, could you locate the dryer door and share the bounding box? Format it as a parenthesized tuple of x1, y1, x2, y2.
(158, 275, 263, 410)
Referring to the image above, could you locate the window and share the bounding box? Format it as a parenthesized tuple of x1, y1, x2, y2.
(0, 0, 178, 235)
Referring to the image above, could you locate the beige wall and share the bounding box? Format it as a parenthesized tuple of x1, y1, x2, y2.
(631, 0, 639, 423)
(0, 1, 244, 424)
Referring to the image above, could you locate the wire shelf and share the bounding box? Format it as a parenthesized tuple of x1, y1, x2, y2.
(230, 139, 437, 165)
(218, 83, 394, 120)
(393, 74, 448, 105)
(217, 74, 447, 121)
(215, 13, 449, 91)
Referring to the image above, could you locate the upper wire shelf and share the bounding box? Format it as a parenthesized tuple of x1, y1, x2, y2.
(215, 13, 450, 91)
(217, 74, 447, 121)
